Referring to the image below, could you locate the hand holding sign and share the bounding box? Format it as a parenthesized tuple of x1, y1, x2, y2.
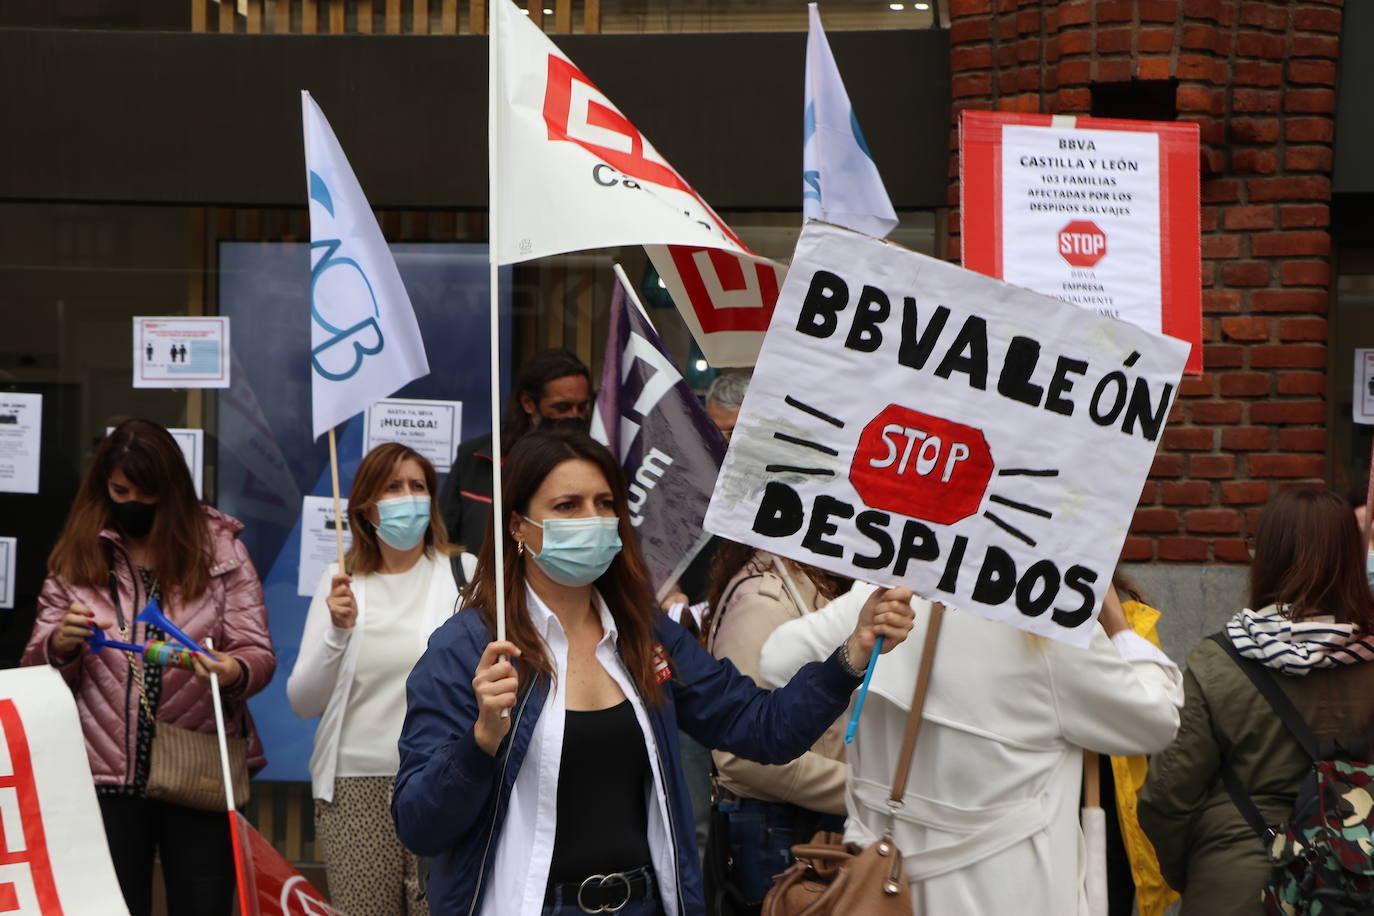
(845, 586, 916, 670)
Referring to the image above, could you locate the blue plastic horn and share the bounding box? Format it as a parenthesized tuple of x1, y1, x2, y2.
(88, 626, 144, 656)
(135, 599, 207, 655)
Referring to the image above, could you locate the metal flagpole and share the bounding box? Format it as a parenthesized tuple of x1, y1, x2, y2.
(489, 0, 507, 647)
(207, 637, 252, 916)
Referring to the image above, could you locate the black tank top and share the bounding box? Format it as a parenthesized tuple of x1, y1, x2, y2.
(547, 699, 653, 883)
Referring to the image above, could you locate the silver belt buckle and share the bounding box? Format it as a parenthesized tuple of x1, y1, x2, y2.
(576, 872, 633, 914)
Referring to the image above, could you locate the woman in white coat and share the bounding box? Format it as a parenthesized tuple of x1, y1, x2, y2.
(288, 443, 475, 916)
(759, 583, 1184, 915)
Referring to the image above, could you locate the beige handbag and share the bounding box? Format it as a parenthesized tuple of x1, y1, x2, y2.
(761, 603, 947, 916)
(146, 720, 250, 812)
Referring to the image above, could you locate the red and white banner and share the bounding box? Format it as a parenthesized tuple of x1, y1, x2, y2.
(493, 0, 747, 263)
(960, 111, 1201, 375)
(232, 813, 342, 916)
(645, 245, 785, 367)
(0, 667, 129, 915)
(492, 0, 781, 366)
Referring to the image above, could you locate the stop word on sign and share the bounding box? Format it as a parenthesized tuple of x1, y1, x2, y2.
(1058, 220, 1107, 268)
(849, 405, 995, 526)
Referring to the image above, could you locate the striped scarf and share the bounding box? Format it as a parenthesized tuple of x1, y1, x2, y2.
(1226, 605, 1374, 676)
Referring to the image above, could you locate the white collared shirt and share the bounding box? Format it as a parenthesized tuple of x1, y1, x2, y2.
(479, 585, 682, 916)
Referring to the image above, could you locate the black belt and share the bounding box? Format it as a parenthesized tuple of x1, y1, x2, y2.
(544, 864, 655, 913)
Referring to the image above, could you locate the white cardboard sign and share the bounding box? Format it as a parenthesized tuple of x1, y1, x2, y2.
(705, 223, 1189, 646)
(132, 317, 231, 389)
(298, 495, 351, 597)
(363, 398, 462, 471)
(0, 666, 131, 914)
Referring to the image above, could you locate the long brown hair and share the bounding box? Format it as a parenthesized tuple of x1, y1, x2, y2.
(463, 430, 663, 704)
(49, 419, 210, 601)
(1249, 487, 1374, 628)
(705, 541, 848, 633)
(345, 442, 454, 575)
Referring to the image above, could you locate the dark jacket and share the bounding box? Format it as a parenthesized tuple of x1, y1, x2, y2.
(1138, 635, 1374, 915)
(391, 606, 862, 916)
(438, 434, 494, 554)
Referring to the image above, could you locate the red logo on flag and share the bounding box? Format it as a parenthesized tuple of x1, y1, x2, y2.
(850, 406, 995, 525)
(233, 813, 344, 916)
(1057, 220, 1108, 268)
(541, 56, 746, 251)
(666, 246, 780, 335)
(0, 699, 65, 914)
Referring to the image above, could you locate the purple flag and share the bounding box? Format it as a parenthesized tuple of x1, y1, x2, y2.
(592, 281, 726, 596)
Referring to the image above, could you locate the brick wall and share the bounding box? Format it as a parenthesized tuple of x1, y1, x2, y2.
(947, 0, 1342, 563)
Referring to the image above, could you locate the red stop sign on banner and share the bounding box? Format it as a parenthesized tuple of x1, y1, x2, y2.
(850, 406, 995, 526)
(1058, 220, 1108, 268)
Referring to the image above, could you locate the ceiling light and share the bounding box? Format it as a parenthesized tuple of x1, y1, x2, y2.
(520, 7, 529, 13)
(695, 359, 708, 372)
(543, 6, 552, 13)
(658, 277, 667, 288)
(914, 1, 930, 7)
(888, 2, 904, 8)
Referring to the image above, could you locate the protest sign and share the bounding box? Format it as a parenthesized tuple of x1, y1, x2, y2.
(705, 223, 1189, 646)
(960, 110, 1201, 375)
(0, 666, 130, 914)
(591, 278, 725, 595)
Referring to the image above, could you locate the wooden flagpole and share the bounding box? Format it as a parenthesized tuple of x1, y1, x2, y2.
(327, 427, 347, 571)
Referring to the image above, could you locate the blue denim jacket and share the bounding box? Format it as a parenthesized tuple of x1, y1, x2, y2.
(391, 606, 860, 916)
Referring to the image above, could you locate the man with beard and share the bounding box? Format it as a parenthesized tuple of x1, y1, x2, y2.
(438, 348, 592, 556)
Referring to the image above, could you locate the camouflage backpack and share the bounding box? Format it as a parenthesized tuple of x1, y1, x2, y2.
(1211, 633, 1374, 915)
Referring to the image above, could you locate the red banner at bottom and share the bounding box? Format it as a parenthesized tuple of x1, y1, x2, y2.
(231, 812, 344, 916)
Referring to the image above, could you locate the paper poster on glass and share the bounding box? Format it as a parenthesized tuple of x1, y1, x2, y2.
(298, 495, 351, 597)
(363, 398, 462, 470)
(0, 537, 14, 609)
(132, 317, 231, 389)
(0, 392, 42, 494)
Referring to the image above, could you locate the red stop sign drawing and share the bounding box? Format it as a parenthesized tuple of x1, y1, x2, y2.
(850, 406, 995, 526)
(1058, 220, 1108, 268)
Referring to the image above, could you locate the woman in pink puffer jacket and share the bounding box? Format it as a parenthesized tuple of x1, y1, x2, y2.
(22, 419, 275, 916)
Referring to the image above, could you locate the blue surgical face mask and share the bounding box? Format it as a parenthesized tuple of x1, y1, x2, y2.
(523, 515, 622, 587)
(375, 495, 431, 551)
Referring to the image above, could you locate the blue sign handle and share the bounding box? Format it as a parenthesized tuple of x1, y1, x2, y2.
(844, 635, 883, 745)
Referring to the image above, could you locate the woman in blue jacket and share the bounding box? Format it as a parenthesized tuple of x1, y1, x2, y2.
(392, 430, 915, 916)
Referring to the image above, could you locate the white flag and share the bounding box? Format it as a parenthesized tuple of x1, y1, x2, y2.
(803, 3, 898, 238)
(493, 0, 748, 263)
(644, 244, 787, 368)
(303, 91, 429, 441)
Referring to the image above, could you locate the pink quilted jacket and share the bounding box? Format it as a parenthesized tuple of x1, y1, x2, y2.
(22, 507, 276, 785)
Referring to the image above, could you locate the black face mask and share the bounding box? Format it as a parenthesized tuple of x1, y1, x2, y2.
(536, 415, 590, 434)
(109, 499, 157, 539)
